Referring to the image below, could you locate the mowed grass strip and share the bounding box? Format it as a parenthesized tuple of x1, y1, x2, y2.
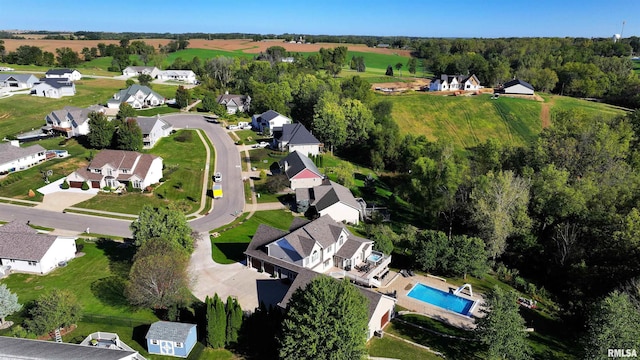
(367, 336, 443, 360)
(74, 130, 206, 215)
(210, 210, 295, 264)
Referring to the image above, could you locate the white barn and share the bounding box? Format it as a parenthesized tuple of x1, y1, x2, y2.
(45, 68, 82, 81)
(500, 79, 535, 95)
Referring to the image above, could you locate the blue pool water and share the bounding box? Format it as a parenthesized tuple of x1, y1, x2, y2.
(367, 253, 382, 262)
(407, 283, 474, 316)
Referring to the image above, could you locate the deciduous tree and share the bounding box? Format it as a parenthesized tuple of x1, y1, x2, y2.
(0, 284, 22, 325)
(116, 102, 136, 121)
(55, 47, 81, 67)
(25, 289, 82, 335)
(130, 205, 194, 252)
(138, 74, 153, 87)
(87, 111, 115, 149)
(114, 118, 143, 151)
(175, 86, 191, 109)
(279, 277, 368, 360)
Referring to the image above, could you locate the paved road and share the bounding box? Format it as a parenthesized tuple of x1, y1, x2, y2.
(0, 114, 245, 236)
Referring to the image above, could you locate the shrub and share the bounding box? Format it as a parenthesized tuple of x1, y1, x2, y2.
(126, 181, 134, 192)
(81, 182, 89, 191)
(159, 177, 166, 182)
(61, 180, 70, 189)
(175, 131, 193, 143)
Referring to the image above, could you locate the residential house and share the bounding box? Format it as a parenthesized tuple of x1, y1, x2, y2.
(0, 142, 47, 174)
(0, 221, 77, 275)
(429, 74, 481, 92)
(251, 110, 292, 135)
(0, 73, 38, 89)
(296, 179, 361, 224)
(135, 116, 174, 148)
(273, 123, 321, 156)
(45, 68, 82, 81)
(245, 213, 393, 288)
(66, 149, 163, 189)
(122, 66, 160, 78)
(216, 92, 251, 114)
(31, 78, 76, 98)
(44, 105, 106, 138)
(157, 70, 197, 84)
(0, 336, 140, 360)
(278, 150, 323, 190)
(146, 321, 197, 358)
(107, 85, 165, 109)
(498, 79, 535, 95)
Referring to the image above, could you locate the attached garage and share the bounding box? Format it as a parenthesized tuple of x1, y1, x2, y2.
(91, 181, 100, 188)
(69, 181, 84, 188)
(380, 310, 390, 328)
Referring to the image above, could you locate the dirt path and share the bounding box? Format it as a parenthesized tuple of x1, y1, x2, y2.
(540, 96, 555, 128)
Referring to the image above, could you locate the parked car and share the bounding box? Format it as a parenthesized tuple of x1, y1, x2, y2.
(252, 141, 270, 148)
(204, 115, 219, 123)
(227, 125, 239, 130)
(214, 172, 222, 182)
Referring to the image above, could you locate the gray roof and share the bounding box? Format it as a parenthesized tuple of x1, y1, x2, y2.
(257, 110, 282, 122)
(216, 94, 250, 106)
(247, 224, 288, 252)
(47, 106, 103, 127)
(0, 221, 59, 262)
(277, 123, 320, 146)
(503, 79, 535, 91)
(0, 73, 38, 83)
(280, 151, 322, 179)
(0, 336, 136, 360)
(0, 143, 46, 166)
(146, 321, 196, 343)
(135, 117, 171, 135)
(311, 180, 360, 212)
(335, 237, 370, 259)
(46, 68, 76, 75)
(112, 85, 163, 104)
(35, 77, 74, 89)
(125, 66, 158, 72)
(270, 215, 345, 258)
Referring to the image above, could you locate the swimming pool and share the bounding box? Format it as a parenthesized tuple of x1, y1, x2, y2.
(367, 253, 382, 263)
(407, 283, 475, 316)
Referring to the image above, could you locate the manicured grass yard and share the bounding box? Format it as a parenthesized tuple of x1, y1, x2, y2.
(367, 336, 442, 360)
(210, 210, 295, 264)
(248, 148, 287, 171)
(74, 130, 206, 215)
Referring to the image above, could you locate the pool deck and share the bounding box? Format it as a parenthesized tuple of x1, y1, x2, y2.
(380, 271, 485, 330)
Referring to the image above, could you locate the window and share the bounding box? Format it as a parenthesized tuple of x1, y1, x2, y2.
(151, 339, 158, 345)
(311, 250, 319, 263)
(175, 342, 183, 348)
(327, 245, 332, 254)
(28, 261, 37, 266)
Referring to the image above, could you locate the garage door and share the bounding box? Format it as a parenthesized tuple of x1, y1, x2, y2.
(69, 181, 83, 188)
(264, 263, 274, 276)
(381, 310, 390, 328)
(91, 181, 100, 188)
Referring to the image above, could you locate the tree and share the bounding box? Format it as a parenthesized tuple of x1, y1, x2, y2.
(87, 112, 115, 149)
(201, 92, 221, 113)
(312, 93, 347, 150)
(175, 86, 191, 109)
(279, 277, 368, 360)
(130, 205, 194, 252)
(333, 162, 356, 189)
(385, 65, 394, 76)
(206, 294, 226, 348)
(365, 224, 397, 254)
(126, 238, 191, 310)
(475, 286, 531, 360)
(407, 58, 417, 75)
(114, 118, 143, 151)
(470, 171, 531, 260)
(0, 284, 22, 325)
(583, 291, 640, 359)
(55, 47, 81, 67)
(25, 289, 82, 335)
(116, 102, 136, 121)
(125, 78, 135, 87)
(342, 99, 374, 148)
(138, 74, 153, 87)
(395, 62, 403, 77)
(225, 296, 242, 346)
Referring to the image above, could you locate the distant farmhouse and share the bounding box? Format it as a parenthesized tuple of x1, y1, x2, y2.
(273, 123, 321, 156)
(251, 110, 292, 135)
(45, 68, 82, 81)
(0, 142, 46, 175)
(66, 149, 163, 190)
(44, 105, 106, 138)
(216, 92, 251, 114)
(32, 78, 76, 98)
(429, 74, 481, 92)
(497, 79, 535, 95)
(107, 85, 165, 109)
(0, 221, 77, 275)
(0, 73, 38, 89)
(157, 70, 197, 84)
(122, 66, 160, 78)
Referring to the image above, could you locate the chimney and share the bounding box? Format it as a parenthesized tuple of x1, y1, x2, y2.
(284, 160, 289, 171)
(225, 90, 229, 95)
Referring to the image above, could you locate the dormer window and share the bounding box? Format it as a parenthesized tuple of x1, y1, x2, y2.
(311, 250, 319, 263)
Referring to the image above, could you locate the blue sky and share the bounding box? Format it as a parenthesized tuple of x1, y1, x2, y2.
(2, 0, 639, 38)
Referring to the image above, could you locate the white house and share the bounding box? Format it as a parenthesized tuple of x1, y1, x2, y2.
(251, 110, 292, 135)
(429, 74, 481, 92)
(135, 116, 174, 148)
(156, 70, 197, 84)
(66, 149, 163, 189)
(273, 123, 321, 156)
(296, 180, 362, 225)
(31, 78, 76, 98)
(216, 93, 251, 114)
(499, 79, 535, 95)
(279, 151, 324, 190)
(0, 74, 39, 89)
(122, 66, 160, 78)
(107, 85, 165, 109)
(44, 105, 106, 138)
(45, 68, 82, 81)
(0, 142, 47, 175)
(0, 221, 77, 275)
(0, 336, 139, 360)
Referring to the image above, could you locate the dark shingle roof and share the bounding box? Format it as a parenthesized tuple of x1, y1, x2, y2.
(46, 68, 75, 76)
(503, 79, 535, 91)
(0, 143, 46, 166)
(216, 94, 250, 106)
(247, 224, 288, 252)
(0, 73, 38, 83)
(135, 117, 171, 135)
(280, 151, 322, 179)
(289, 217, 310, 231)
(257, 110, 282, 122)
(277, 123, 320, 146)
(0, 336, 136, 360)
(312, 180, 360, 212)
(146, 321, 196, 343)
(0, 222, 59, 262)
(36, 77, 74, 89)
(112, 85, 163, 104)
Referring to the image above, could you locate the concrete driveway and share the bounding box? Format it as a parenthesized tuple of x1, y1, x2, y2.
(36, 192, 97, 212)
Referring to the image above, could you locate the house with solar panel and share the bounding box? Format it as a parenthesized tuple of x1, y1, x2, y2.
(146, 321, 197, 358)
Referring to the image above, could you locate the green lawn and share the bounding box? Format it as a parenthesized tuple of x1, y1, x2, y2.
(367, 336, 443, 360)
(210, 210, 295, 264)
(248, 148, 287, 171)
(633, 59, 640, 75)
(548, 94, 630, 118)
(74, 130, 206, 215)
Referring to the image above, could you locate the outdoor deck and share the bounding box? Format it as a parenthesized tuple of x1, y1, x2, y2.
(327, 252, 392, 287)
(80, 332, 145, 359)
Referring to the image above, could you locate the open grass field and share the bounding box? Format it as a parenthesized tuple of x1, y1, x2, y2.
(210, 210, 295, 264)
(73, 130, 207, 215)
(633, 59, 640, 74)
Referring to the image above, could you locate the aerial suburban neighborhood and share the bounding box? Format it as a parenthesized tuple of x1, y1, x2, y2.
(0, 2, 639, 360)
